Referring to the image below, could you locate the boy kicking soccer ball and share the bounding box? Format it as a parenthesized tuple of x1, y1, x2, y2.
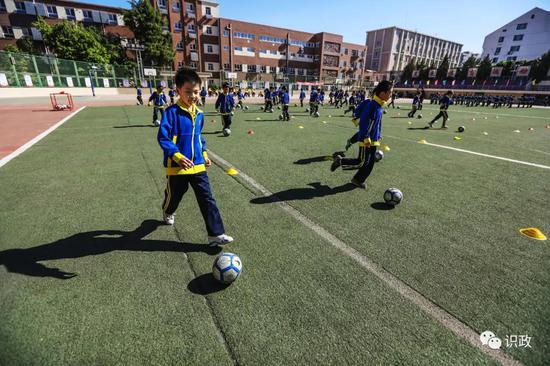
(148, 84, 168, 126)
(330, 81, 392, 189)
(428, 90, 453, 129)
(157, 68, 233, 247)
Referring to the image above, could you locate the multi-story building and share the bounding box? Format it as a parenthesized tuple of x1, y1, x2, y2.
(482, 7, 549, 64)
(155, 0, 365, 86)
(365, 26, 462, 73)
(0, 0, 132, 51)
(459, 51, 480, 66)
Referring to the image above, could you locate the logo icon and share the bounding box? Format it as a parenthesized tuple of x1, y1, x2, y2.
(480, 330, 501, 350)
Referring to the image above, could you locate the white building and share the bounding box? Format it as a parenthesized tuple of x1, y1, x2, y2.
(459, 51, 479, 66)
(482, 7, 550, 64)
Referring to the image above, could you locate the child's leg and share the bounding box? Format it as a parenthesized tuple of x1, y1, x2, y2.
(162, 175, 189, 214)
(153, 106, 158, 122)
(352, 146, 377, 183)
(429, 111, 444, 125)
(190, 172, 225, 236)
(442, 111, 449, 127)
(341, 145, 368, 170)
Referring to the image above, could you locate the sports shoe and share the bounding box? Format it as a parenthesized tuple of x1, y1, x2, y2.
(428, 123, 433, 128)
(441, 125, 448, 129)
(208, 234, 234, 247)
(345, 139, 353, 150)
(154, 120, 160, 126)
(163, 212, 175, 225)
(330, 155, 342, 172)
(351, 178, 366, 189)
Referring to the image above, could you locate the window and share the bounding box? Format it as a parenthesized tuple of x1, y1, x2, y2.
(375, 41, 381, 47)
(494, 47, 501, 55)
(259, 35, 285, 43)
(14, 1, 25, 13)
(502, 29, 507, 32)
(157, 0, 166, 9)
(206, 26, 212, 35)
(234, 46, 243, 51)
(223, 63, 230, 70)
(189, 43, 196, 50)
(205, 6, 211, 15)
(492, 57, 498, 63)
(190, 61, 197, 68)
(223, 30, 229, 37)
(177, 61, 183, 67)
(83, 10, 93, 21)
(207, 45, 213, 53)
(513, 34, 523, 41)
(509, 45, 520, 52)
(207, 63, 214, 71)
(516, 23, 527, 30)
(173, 1, 180, 10)
(248, 65, 257, 73)
(1, 25, 14, 38)
(186, 3, 194, 11)
(107, 14, 117, 24)
(506, 56, 517, 61)
(234, 32, 255, 40)
(188, 24, 195, 32)
(21, 27, 31, 37)
(65, 8, 76, 19)
(247, 47, 254, 52)
(530, 14, 535, 19)
(223, 45, 229, 50)
(46, 5, 58, 18)
(234, 64, 242, 71)
(344, 48, 348, 55)
(174, 22, 182, 32)
(260, 65, 266, 73)
(497, 36, 504, 43)
(176, 42, 183, 50)
(352, 49, 358, 57)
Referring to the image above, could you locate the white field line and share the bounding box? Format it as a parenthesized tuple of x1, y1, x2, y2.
(404, 105, 550, 120)
(208, 150, 523, 366)
(0, 106, 86, 169)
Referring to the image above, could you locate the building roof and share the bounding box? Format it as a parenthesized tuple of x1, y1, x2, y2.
(484, 7, 549, 38)
(366, 26, 463, 46)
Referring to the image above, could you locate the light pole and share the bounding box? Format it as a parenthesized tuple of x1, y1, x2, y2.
(88, 65, 101, 97)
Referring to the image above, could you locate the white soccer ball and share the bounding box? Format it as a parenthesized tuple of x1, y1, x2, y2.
(230, 111, 235, 116)
(279, 114, 284, 120)
(154, 120, 160, 126)
(305, 108, 310, 112)
(314, 111, 320, 117)
(277, 105, 281, 109)
(458, 126, 465, 132)
(417, 114, 423, 119)
(383, 110, 387, 114)
(212, 252, 242, 284)
(260, 106, 264, 110)
(244, 105, 249, 110)
(375, 150, 384, 162)
(384, 188, 403, 206)
(269, 109, 273, 113)
(223, 128, 231, 136)
(397, 106, 400, 109)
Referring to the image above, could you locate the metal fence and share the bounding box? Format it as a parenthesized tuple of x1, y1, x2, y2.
(0, 51, 170, 89)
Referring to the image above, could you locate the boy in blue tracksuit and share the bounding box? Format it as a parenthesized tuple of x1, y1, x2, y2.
(331, 81, 393, 189)
(215, 82, 235, 130)
(136, 86, 143, 105)
(264, 88, 273, 112)
(408, 92, 420, 118)
(148, 84, 168, 126)
(428, 90, 453, 129)
(168, 88, 176, 105)
(236, 89, 245, 109)
(200, 87, 207, 106)
(299, 88, 306, 107)
(157, 68, 233, 246)
(309, 88, 319, 116)
(344, 91, 357, 114)
(281, 86, 290, 121)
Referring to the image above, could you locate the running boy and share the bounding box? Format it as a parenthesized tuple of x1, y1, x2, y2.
(407, 92, 420, 118)
(148, 84, 168, 126)
(428, 90, 453, 129)
(157, 68, 233, 246)
(215, 82, 235, 130)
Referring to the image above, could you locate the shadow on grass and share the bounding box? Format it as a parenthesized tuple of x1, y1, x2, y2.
(113, 124, 156, 128)
(370, 202, 395, 210)
(202, 130, 223, 135)
(293, 156, 331, 165)
(251, 182, 356, 204)
(390, 116, 410, 119)
(188, 273, 229, 295)
(0, 219, 220, 279)
(407, 127, 431, 130)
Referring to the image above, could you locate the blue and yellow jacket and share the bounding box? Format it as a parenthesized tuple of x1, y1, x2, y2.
(149, 91, 168, 107)
(439, 95, 452, 110)
(356, 95, 384, 147)
(309, 90, 318, 103)
(215, 92, 235, 114)
(200, 89, 207, 97)
(157, 101, 208, 175)
(281, 92, 289, 105)
(299, 91, 305, 99)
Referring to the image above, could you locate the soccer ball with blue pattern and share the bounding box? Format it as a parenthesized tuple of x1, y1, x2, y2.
(384, 188, 403, 206)
(212, 252, 243, 284)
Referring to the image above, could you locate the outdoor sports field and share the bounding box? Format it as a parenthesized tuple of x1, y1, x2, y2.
(0, 100, 549, 365)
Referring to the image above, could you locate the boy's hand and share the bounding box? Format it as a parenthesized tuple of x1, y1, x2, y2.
(205, 158, 211, 167)
(174, 154, 194, 169)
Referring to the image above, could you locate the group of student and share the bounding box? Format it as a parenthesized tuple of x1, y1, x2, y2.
(453, 94, 537, 108)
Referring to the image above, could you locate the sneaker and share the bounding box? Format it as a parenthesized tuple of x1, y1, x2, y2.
(428, 123, 433, 128)
(351, 178, 366, 189)
(163, 212, 175, 225)
(330, 155, 342, 172)
(441, 126, 448, 129)
(208, 234, 234, 247)
(345, 139, 353, 150)
(154, 120, 160, 126)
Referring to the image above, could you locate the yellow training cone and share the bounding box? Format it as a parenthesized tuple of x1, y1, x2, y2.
(418, 139, 427, 144)
(328, 115, 332, 118)
(484, 117, 488, 119)
(383, 145, 390, 152)
(226, 168, 238, 176)
(256, 117, 261, 120)
(513, 129, 520, 133)
(483, 132, 488, 135)
(520, 228, 547, 241)
(454, 136, 462, 140)
(408, 121, 412, 125)
(298, 125, 304, 129)
(322, 121, 327, 124)
(472, 118, 476, 121)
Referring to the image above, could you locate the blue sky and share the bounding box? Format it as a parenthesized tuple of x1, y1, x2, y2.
(88, 0, 549, 53)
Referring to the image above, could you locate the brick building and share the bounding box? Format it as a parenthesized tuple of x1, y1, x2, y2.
(0, 0, 133, 51)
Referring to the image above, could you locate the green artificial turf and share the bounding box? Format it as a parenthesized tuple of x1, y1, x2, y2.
(0, 102, 548, 365)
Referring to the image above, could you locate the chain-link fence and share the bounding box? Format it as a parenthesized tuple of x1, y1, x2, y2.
(0, 51, 171, 89)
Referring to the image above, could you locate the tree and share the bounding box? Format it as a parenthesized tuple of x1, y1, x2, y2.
(124, 0, 175, 67)
(457, 56, 477, 80)
(401, 58, 415, 81)
(477, 55, 492, 80)
(34, 18, 112, 64)
(3, 44, 20, 53)
(530, 50, 550, 82)
(436, 55, 449, 80)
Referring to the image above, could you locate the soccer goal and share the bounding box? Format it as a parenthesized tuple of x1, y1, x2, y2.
(50, 92, 75, 111)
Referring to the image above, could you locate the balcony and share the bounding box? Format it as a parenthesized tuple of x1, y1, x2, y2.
(190, 52, 198, 61)
(188, 32, 197, 38)
(205, 13, 212, 19)
(187, 11, 196, 18)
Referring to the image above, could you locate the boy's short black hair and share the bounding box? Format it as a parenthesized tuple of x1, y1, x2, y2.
(222, 82, 230, 88)
(175, 67, 201, 88)
(373, 80, 393, 95)
(446, 90, 454, 95)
